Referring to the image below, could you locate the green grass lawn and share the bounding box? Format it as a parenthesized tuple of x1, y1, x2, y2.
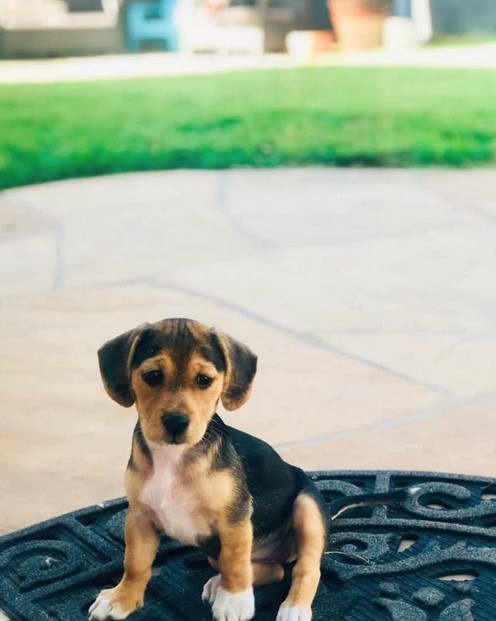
(428, 34, 496, 47)
(1, 66, 495, 189)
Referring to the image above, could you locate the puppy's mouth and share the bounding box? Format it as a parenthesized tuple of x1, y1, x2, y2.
(163, 425, 207, 447)
(165, 433, 187, 445)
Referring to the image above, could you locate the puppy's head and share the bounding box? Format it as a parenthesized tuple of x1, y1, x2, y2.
(98, 318, 257, 446)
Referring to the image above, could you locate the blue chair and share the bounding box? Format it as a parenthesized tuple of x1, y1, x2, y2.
(393, 0, 412, 17)
(125, 0, 181, 52)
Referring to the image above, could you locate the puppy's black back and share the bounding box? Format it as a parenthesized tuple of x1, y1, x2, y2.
(216, 416, 326, 538)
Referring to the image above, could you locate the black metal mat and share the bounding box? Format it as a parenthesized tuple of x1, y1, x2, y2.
(2, 470, 496, 621)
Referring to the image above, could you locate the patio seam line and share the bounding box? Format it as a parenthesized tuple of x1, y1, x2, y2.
(217, 172, 491, 253)
(217, 179, 481, 251)
(53, 221, 65, 291)
(442, 202, 496, 228)
(3, 276, 479, 404)
(0, 194, 65, 292)
(274, 390, 496, 451)
(145, 278, 454, 398)
(216, 171, 273, 251)
(413, 175, 496, 225)
(463, 206, 496, 223)
(321, 329, 467, 336)
(226, 216, 472, 251)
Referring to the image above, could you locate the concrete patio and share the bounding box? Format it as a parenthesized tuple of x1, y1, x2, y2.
(1, 167, 496, 536)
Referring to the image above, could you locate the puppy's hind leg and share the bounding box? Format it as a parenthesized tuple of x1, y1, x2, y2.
(207, 556, 283, 587)
(253, 562, 285, 587)
(277, 494, 326, 621)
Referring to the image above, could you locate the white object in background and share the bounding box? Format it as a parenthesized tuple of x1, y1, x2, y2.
(286, 30, 334, 60)
(0, 0, 118, 29)
(383, 16, 417, 50)
(175, 0, 264, 55)
(0, 610, 10, 621)
(411, 0, 433, 43)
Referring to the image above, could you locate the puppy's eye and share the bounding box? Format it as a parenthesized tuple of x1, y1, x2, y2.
(142, 370, 163, 387)
(196, 374, 213, 389)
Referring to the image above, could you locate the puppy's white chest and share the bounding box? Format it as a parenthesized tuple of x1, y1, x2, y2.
(139, 444, 207, 546)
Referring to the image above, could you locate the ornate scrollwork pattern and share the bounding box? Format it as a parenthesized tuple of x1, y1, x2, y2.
(1, 471, 496, 619)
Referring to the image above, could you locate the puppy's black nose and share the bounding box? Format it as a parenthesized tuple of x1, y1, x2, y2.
(161, 412, 189, 437)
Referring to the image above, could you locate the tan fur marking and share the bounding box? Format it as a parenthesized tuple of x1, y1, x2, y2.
(193, 466, 237, 518)
(331, 502, 366, 520)
(95, 510, 159, 615)
(186, 319, 211, 342)
(208, 558, 284, 587)
(282, 494, 325, 609)
(218, 518, 254, 593)
(252, 562, 284, 587)
(125, 462, 150, 505)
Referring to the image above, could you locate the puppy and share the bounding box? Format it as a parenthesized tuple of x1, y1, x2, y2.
(88, 318, 415, 621)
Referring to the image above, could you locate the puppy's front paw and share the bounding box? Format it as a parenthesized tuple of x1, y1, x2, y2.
(276, 605, 312, 621)
(88, 588, 140, 620)
(204, 578, 254, 621)
(202, 574, 222, 604)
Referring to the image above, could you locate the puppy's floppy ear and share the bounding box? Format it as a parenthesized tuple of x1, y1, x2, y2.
(98, 323, 150, 407)
(214, 331, 257, 411)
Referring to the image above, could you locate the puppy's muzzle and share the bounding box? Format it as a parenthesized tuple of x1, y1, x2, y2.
(161, 412, 190, 443)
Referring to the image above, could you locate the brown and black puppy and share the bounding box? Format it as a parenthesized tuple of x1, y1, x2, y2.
(88, 318, 327, 621)
(88, 318, 416, 621)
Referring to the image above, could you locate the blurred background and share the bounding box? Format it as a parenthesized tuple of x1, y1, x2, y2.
(1, 0, 496, 538)
(1, 0, 496, 59)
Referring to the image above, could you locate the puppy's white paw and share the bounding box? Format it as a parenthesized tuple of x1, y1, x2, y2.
(202, 574, 222, 604)
(88, 593, 129, 620)
(276, 605, 312, 621)
(211, 585, 255, 621)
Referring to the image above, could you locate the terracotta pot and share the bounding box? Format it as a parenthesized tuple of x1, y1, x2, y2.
(327, 0, 391, 51)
